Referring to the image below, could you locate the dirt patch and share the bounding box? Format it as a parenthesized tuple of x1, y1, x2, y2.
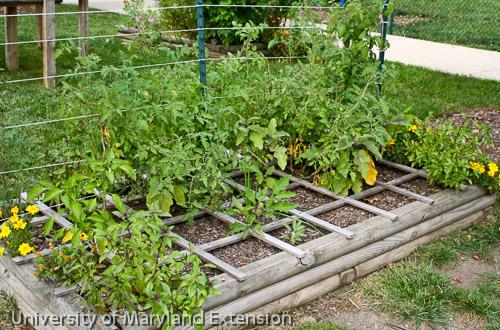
(400, 178, 442, 196)
(441, 248, 500, 289)
(211, 237, 280, 268)
(362, 190, 413, 211)
(377, 165, 407, 182)
(174, 216, 230, 245)
(318, 205, 375, 228)
(394, 15, 430, 26)
(289, 188, 333, 211)
(269, 225, 325, 246)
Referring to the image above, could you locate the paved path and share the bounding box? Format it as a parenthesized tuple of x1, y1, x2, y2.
(385, 35, 500, 81)
(60, 2, 500, 81)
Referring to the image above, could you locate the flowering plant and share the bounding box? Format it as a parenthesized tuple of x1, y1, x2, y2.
(0, 204, 39, 257)
(385, 119, 498, 191)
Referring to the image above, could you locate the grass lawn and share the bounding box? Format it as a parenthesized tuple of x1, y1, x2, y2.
(385, 62, 500, 119)
(392, 0, 500, 51)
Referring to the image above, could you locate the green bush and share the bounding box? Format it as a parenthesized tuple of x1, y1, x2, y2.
(158, 0, 302, 46)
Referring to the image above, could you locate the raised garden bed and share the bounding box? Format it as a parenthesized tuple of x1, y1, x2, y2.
(0, 160, 495, 330)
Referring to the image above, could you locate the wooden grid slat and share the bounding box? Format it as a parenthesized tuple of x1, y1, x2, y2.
(289, 209, 355, 239)
(376, 181, 434, 204)
(272, 170, 400, 221)
(20, 192, 74, 229)
(205, 210, 308, 260)
(378, 159, 428, 178)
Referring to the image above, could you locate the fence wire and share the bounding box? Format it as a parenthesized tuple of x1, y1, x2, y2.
(390, 0, 500, 51)
(0, 2, 385, 197)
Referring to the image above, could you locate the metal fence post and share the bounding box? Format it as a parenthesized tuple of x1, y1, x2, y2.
(377, 0, 390, 95)
(196, 0, 207, 89)
(389, 12, 394, 34)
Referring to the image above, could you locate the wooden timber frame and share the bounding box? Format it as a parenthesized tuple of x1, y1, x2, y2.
(1, 0, 89, 87)
(0, 160, 495, 330)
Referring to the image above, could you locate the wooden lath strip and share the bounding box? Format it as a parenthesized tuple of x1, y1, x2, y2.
(289, 209, 355, 239)
(21, 192, 74, 229)
(272, 170, 400, 221)
(378, 159, 428, 178)
(376, 181, 434, 204)
(170, 232, 248, 282)
(205, 209, 308, 260)
(198, 172, 420, 251)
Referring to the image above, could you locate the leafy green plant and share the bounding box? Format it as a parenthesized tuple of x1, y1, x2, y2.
(283, 218, 306, 245)
(36, 209, 216, 323)
(227, 166, 297, 237)
(385, 120, 498, 190)
(158, 0, 301, 46)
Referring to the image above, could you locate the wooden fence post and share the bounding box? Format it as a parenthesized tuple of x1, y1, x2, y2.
(5, 6, 19, 71)
(42, 0, 56, 88)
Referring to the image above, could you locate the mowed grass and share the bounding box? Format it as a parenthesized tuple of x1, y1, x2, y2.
(393, 0, 500, 51)
(360, 215, 500, 329)
(385, 62, 500, 119)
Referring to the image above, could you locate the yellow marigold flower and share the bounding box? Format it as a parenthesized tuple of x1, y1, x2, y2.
(18, 243, 34, 256)
(9, 213, 19, 223)
(408, 125, 417, 132)
(25, 205, 39, 215)
(79, 233, 88, 241)
(388, 139, 395, 146)
(488, 163, 498, 177)
(470, 162, 485, 174)
(11, 206, 19, 215)
(0, 247, 4, 256)
(0, 225, 11, 239)
(12, 220, 27, 230)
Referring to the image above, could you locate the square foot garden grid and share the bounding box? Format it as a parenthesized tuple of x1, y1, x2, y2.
(0, 160, 495, 330)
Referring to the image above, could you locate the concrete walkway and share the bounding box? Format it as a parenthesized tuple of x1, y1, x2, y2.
(385, 35, 500, 81)
(60, 2, 500, 81)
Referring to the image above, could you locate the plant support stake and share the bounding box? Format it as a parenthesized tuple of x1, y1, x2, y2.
(196, 0, 207, 89)
(377, 0, 390, 94)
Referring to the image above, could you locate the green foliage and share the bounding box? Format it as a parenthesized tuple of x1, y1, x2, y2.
(35, 203, 215, 321)
(228, 166, 297, 237)
(385, 120, 498, 190)
(157, 0, 300, 46)
(283, 218, 307, 245)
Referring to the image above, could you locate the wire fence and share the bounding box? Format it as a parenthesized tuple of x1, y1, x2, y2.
(0, 0, 389, 201)
(389, 0, 500, 51)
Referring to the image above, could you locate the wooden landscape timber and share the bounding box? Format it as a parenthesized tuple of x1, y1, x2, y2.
(0, 161, 495, 330)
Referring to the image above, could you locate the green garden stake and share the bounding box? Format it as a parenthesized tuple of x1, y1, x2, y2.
(389, 12, 394, 34)
(196, 0, 207, 91)
(377, 0, 390, 95)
